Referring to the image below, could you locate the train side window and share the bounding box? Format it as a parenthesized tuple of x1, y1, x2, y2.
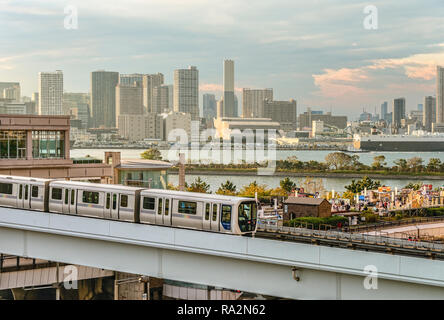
(158, 198, 163, 215)
(31, 186, 39, 198)
(221, 205, 232, 224)
(51, 188, 62, 200)
(0, 183, 13, 195)
(19, 185, 22, 199)
(71, 190, 75, 205)
(120, 195, 128, 208)
(24, 185, 28, 200)
(165, 199, 169, 216)
(112, 194, 117, 210)
(212, 204, 218, 221)
(82, 191, 99, 204)
(143, 197, 155, 210)
(178, 201, 197, 215)
(64, 189, 69, 205)
(106, 193, 110, 209)
(205, 203, 210, 220)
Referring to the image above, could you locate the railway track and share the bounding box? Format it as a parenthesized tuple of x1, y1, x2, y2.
(255, 225, 444, 260)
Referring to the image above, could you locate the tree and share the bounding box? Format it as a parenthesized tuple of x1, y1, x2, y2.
(404, 182, 423, 191)
(167, 183, 180, 191)
(324, 152, 355, 170)
(394, 159, 408, 172)
(216, 180, 237, 196)
(280, 177, 296, 193)
(427, 158, 442, 172)
(372, 155, 386, 170)
(407, 157, 424, 172)
(140, 148, 162, 160)
(187, 177, 211, 193)
(238, 181, 272, 198)
(345, 176, 381, 193)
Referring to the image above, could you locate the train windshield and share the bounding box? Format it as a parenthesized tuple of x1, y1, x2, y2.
(238, 201, 257, 232)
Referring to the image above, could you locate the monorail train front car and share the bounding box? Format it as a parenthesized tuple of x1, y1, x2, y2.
(139, 190, 257, 235)
(0, 174, 258, 236)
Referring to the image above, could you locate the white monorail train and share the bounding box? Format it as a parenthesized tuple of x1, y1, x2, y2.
(0, 175, 257, 235)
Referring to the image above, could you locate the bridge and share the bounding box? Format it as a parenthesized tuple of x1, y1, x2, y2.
(0, 207, 444, 299)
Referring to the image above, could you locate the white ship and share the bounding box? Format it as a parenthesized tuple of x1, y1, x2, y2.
(354, 131, 444, 151)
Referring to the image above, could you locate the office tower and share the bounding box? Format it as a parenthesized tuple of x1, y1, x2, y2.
(174, 66, 199, 121)
(116, 83, 144, 117)
(0, 82, 20, 102)
(423, 96, 436, 132)
(242, 88, 273, 118)
(392, 98, 406, 128)
(152, 85, 170, 114)
(203, 93, 217, 119)
(143, 73, 164, 113)
(163, 111, 192, 141)
(381, 101, 388, 120)
(418, 104, 423, 112)
(167, 85, 173, 110)
(264, 99, 297, 131)
(91, 70, 119, 128)
(38, 71, 63, 115)
(120, 73, 144, 86)
(437, 66, 444, 124)
(217, 99, 224, 119)
(223, 60, 235, 117)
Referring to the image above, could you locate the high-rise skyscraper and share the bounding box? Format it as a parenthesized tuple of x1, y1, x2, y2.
(120, 73, 144, 86)
(91, 70, 119, 128)
(152, 85, 170, 114)
(143, 73, 164, 113)
(242, 88, 273, 118)
(116, 83, 144, 118)
(174, 66, 199, 121)
(437, 66, 444, 124)
(0, 82, 20, 102)
(424, 96, 436, 132)
(381, 101, 388, 120)
(38, 71, 63, 115)
(203, 93, 217, 119)
(223, 60, 235, 117)
(392, 97, 406, 129)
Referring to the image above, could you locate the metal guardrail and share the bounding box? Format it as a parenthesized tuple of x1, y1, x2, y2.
(341, 216, 444, 233)
(256, 224, 444, 255)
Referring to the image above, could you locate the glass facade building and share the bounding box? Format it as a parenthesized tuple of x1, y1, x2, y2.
(0, 130, 27, 159)
(32, 131, 65, 159)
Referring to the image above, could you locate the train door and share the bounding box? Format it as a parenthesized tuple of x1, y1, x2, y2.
(69, 189, 77, 214)
(155, 198, 163, 225)
(203, 203, 211, 230)
(17, 184, 31, 209)
(104, 192, 112, 219)
(111, 193, 119, 219)
(210, 203, 220, 232)
(62, 188, 76, 214)
(164, 198, 171, 226)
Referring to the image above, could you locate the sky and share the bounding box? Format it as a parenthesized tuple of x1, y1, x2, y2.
(1, 0, 444, 118)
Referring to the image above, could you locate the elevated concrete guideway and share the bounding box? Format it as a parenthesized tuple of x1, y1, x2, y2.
(0, 207, 444, 299)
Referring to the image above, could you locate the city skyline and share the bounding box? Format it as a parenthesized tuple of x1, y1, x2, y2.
(1, 0, 444, 116)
